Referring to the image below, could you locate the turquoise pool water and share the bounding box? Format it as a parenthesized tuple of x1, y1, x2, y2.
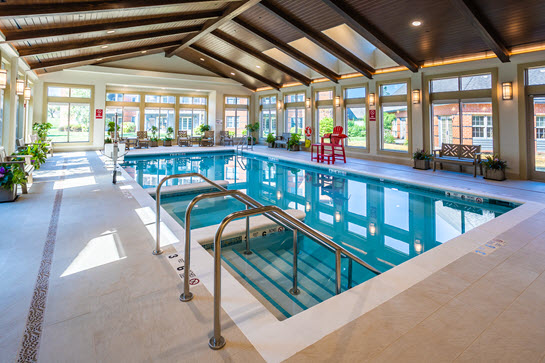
(122, 151, 516, 318)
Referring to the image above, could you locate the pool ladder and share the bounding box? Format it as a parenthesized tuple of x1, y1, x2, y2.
(153, 173, 381, 350)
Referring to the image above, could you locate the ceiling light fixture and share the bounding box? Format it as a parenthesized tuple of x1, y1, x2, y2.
(411, 20, 422, 27)
(230, 72, 235, 75)
(141, 50, 147, 54)
(200, 58, 205, 61)
(107, 30, 115, 34)
(256, 65, 261, 68)
(96, 58, 103, 61)
(16, 79, 25, 95)
(101, 45, 108, 49)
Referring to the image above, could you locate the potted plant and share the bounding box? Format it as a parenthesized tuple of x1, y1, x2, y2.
(163, 127, 174, 147)
(199, 124, 211, 133)
(482, 155, 507, 181)
(266, 133, 275, 148)
(245, 122, 260, 145)
(33, 122, 53, 141)
(149, 126, 159, 147)
(0, 164, 26, 202)
(288, 133, 301, 151)
(17, 142, 48, 170)
(412, 149, 432, 170)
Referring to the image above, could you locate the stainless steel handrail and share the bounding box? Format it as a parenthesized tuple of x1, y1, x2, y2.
(179, 189, 253, 302)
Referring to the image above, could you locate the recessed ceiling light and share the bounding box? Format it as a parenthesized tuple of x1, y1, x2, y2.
(101, 45, 108, 49)
(230, 72, 235, 75)
(411, 20, 422, 27)
(96, 58, 103, 61)
(256, 65, 261, 68)
(106, 30, 115, 34)
(141, 50, 147, 54)
(200, 58, 205, 61)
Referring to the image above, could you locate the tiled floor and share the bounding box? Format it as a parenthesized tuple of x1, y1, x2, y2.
(2, 146, 545, 362)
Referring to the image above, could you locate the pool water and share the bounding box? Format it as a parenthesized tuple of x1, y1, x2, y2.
(122, 151, 516, 318)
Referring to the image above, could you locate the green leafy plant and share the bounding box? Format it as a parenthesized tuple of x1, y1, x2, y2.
(164, 126, 174, 141)
(149, 126, 159, 142)
(412, 149, 432, 160)
(288, 133, 301, 150)
(32, 122, 53, 141)
(104, 137, 113, 144)
(482, 155, 507, 170)
(107, 121, 116, 133)
(16, 142, 48, 169)
(266, 133, 276, 143)
(0, 164, 26, 191)
(199, 124, 211, 133)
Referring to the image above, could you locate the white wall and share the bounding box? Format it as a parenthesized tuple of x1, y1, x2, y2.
(33, 65, 253, 151)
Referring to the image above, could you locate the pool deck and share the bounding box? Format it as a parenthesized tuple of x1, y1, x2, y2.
(2, 145, 545, 362)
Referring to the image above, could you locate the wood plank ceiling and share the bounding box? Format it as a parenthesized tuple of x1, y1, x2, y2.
(1, 0, 545, 90)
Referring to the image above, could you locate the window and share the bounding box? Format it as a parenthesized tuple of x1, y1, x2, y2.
(224, 96, 249, 137)
(429, 72, 494, 155)
(344, 87, 366, 147)
(317, 106, 334, 136)
(180, 109, 206, 136)
(527, 66, 545, 86)
(286, 107, 305, 135)
(180, 96, 207, 105)
(430, 78, 458, 93)
(284, 93, 305, 103)
(316, 90, 333, 101)
(380, 83, 407, 96)
(261, 109, 277, 137)
(536, 116, 545, 139)
(105, 107, 139, 138)
(381, 104, 408, 152)
(144, 108, 174, 137)
(260, 95, 277, 105)
(46, 85, 92, 143)
(145, 95, 175, 104)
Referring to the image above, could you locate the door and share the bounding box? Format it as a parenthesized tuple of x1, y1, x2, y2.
(528, 95, 545, 181)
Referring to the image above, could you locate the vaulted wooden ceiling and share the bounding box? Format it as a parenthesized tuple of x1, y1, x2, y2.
(1, 0, 545, 90)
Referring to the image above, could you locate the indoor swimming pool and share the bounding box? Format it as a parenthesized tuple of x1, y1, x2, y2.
(122, 151, 517, 318)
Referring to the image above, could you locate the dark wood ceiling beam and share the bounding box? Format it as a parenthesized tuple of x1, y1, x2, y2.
(210, 30, 311, 86)
(18, 25, 203, 57)
(320, 0, 419, 72)
(0, 0, 237, 17)
(177, 51, 257, 90)
(450, 0, 510, 62)
(30, 40, 181, 70)
(2, 10, 222, 42)
(259, 0, 374, 79)
(232, 18, 340, 83)
(165, 0, 261, 57)
(190, 44, 281, 90)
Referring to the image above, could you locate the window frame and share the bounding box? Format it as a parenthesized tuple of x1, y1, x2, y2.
(342, 84, 368, 150)
(224, 95, 250, 137)
(44, 83, 94, 144)
(259, 93, 278, 138)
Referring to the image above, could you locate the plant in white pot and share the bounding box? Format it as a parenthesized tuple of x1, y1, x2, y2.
(0, 164, 26, 202)
(482, 155, 507, 181)
(266, 133, 275, 148)
(149, 126, 159, 147)
(412, 149, 432, 170)
(163, 127, 174, 147)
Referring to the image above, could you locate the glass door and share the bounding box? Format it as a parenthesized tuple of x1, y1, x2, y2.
(529, 96, 545, 180)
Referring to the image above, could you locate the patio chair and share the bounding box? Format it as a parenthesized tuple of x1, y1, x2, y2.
(274, 133, 292, 149)
(136, 131, 150, 148)
(219, 131, 233, 146)
(200, 131, 215, 147)
(177, 130, 191, 147)
(0, 146, 34, 194)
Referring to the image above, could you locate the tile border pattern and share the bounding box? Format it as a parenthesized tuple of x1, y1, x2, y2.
(17, 162, 66, 363)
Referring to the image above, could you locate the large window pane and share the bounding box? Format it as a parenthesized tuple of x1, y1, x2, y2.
(225, 108, 248, 137)
(462, 101, 493, 155)
(318, 106, 334, 136)
(106, 93, 123, 102)
(381, 104, 408, 152)
(145, 95, 161, 103)
(159, 109, 175, 137)
(69, 103, 90, 142)
(145, 108, 159, 133)
(123, 94, 140, 102)
(261, 111, 270, 137)
(47, 103, 69, 142)
(48, 87, 70, 97)
(122, 107, 139, 137)
(346, 105, 366, 147)
(432, 102, 460, 149)
(527, 67, 545, 86)
(70, 88, 91, 98)
(286, 108, 304, 135)
(533, 97, 545, 172)
(193, 109, 206, 136)
(179, 109, 193, 134)
(316, 90, 333, 101)
(345, 87, 365, 99)
(105, 107, 122, 137)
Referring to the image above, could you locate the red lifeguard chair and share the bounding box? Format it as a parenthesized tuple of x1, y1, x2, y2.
(320, 126, 347, 164)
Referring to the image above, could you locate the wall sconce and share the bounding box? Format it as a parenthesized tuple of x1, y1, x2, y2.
(276, 190, 282, 200)
(277, 100, 283, 110)
(414, 239, 423, 254)
(369, 223, 376, 236)
(23, 86, 31, 101)
(335, 211, 341, 222)
(16, 79, 25, 95)
(305, 202, 311, 212)
(334, 96, 341, 107)
(412, 89, 421, 104)
(306, 97, 311, 108)
(0, 69, 6, 89)
(502, 82, 513, 100)
(369, 93, 375, 106)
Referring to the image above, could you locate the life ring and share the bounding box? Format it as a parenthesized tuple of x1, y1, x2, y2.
(305, 126, 312, 137)
(304, 139, 311, 148)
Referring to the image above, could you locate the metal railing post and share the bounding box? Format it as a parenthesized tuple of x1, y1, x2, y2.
(180, 204, 194, 302)
(244, 205, 252, 255)
(289, 228, 300, 295)
(153, 180, 165, 255)
(335, 249, 342, 295)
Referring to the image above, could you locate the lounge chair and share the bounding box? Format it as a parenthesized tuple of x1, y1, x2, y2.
(219, 131, 233, 146)
(177, 130, 191, 147)
(200, 131, 215, 147)
(274, 133, 292, 149)
(136, 131, 150, 148)
(0, 146, 34, 194)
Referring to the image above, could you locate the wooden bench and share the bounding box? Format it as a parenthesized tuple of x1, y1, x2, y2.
(274, 133, 292, 149)
(433, 143, 482, 177)
(0, 146, 34, 193)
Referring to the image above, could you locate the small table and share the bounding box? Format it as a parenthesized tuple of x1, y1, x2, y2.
(124, 138, 138, 150)
(191, 136, 201, 146)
